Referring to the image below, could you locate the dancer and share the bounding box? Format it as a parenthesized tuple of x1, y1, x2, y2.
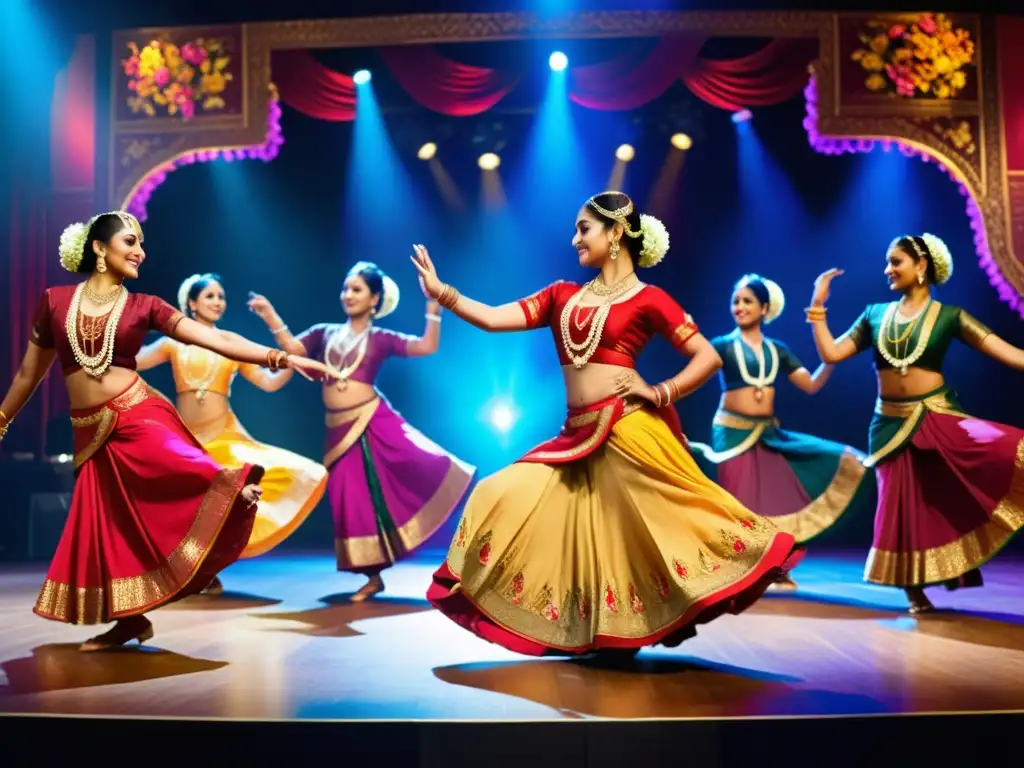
(808, 233, 1024, 613)
(0, 211, 332, 650)
(136, 273, 329, 595)
(247, 261, 475, 601)
(414, 191, 800, 659)
(690, 274, 870, 588)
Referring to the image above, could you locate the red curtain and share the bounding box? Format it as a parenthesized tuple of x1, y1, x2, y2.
(272, 38, 817, 121)
(377, 46, 519, 116)
(683, 39, 819, 111)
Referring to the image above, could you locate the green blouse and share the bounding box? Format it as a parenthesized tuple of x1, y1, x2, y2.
(710, 331, 804, 392)
(841, 300, 992, 373)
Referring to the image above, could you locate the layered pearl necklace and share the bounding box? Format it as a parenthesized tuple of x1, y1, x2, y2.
(65, 281, 129, 378)
(325, 323, 370, 390)
(178, 343, 222, 402)
(559, 273, 639, 369)
(733, 334, 779, 401)
(877, 299, 931, 376)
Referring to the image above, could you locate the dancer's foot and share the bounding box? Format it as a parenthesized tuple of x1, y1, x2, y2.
(905, 587, 935, 615)
(350, 574, 384, 602)
(202, 576, 224, 596)
(768, 572, 798, 591)
(79, 616, 154, 652)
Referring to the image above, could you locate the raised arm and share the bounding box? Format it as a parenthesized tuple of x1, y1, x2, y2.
(246, 292, 307, 356)
(1, 291, 58, 439)
(405, 300, 443, 357)
(136, 336, 172, 371)
(958, 309, 1024, 371)
(807, 269, 862, 364)
(410, 244, 528, 332)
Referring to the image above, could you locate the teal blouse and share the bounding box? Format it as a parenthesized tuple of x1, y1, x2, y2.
(710, 331, 804, 392)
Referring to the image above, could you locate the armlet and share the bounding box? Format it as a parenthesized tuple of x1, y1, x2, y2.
(958, 311, 992, 350)
(162, 310, 186, 337)
(670, 313, 698, 348)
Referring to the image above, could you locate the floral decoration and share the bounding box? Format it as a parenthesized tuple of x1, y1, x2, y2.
(122, 37, 233, 120)
(851, 13, 974, 100)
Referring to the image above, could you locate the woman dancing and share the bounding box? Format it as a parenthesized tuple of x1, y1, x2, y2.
(690, 274, 870, 588)
(0, 211, 331, 650)
(808, 233, 1024, 613)
(136, 273, 329, 595)
(414, 191, 800, 659)
(247, 261, 475, 602)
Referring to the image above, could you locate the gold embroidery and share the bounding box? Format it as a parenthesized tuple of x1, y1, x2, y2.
(524, 296, 541, 325)
(720, 529, 749, 556)
(323, 397, 381, 468)
(455, 517, 468, 548)
(525, 403, 616, 462)
(769, 449, 867, 543)
(507, 571, 525, 604)
(604, 583, 619, 614)
(957, 308, 992, 350)
(672, 558, 691, 580)
(477, 529, 493, 565)
(866, 436, 1024, 586)
(688, 409, 776, 464)
(671, 318, 698, 348)
(866, 391, 969, 467)
(628, 583, 645, 614)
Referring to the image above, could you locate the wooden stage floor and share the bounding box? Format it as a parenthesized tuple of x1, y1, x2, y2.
(1, 550, 1022, 721)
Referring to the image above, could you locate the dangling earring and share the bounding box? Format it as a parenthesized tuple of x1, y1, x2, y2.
(370, 306, 377, 318)
(96, 254, 107, 273)
(917, 272, 924, 285)
(610, 240, 620, 261)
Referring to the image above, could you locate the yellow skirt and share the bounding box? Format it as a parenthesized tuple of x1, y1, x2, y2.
(198, 410, 328, 559)
(427, 408, 797, 655)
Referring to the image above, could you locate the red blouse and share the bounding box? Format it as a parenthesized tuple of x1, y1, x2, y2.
(31, 285, 185, 375)
(517, 280, 699, 367)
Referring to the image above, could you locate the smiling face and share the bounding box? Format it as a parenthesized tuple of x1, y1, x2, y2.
(884, 246, 926, 292)
(731, 285, 767, 330)
(572, 205, 621, 268)
(189, 280, 226, 324)
(340, 274, 379, 319)
(93, 220, 145, 280)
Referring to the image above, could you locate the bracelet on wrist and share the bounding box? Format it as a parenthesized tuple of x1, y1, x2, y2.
(426, 314, 441, 322)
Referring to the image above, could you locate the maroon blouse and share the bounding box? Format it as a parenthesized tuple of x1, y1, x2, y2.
(31, 285, 185, 375)
(297, 324, 413, 386)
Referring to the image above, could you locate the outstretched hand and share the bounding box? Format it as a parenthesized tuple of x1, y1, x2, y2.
(285, 355, 331, 382)
(811, 269, 844, 307)
(410, 244, 443, 300)
(247, 292, 276, 323)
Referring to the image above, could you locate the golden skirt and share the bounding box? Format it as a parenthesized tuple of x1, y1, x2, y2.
(200, 410, 328, 559)
(428, 408, 797, 654)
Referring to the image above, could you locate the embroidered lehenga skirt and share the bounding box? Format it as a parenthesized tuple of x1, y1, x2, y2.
(427, 397, 800, 656)
(690, 410, 871, 545)
(323, 394, 475, 573)
(190, 409, 327, 558)
(864, 387, 1024, 587)
(33, 377, 263, 625)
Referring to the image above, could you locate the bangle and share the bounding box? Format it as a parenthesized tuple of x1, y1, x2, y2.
(659, 382, 673, 407)
(437, 284, 461, 310)
(425, 314, 441, 322)
(804, 306, 827, 323)
(265, 349, 287, 371)
(269, 324, 289, 335)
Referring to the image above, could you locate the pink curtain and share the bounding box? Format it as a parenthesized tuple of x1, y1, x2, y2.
(271, 50, 356, 122)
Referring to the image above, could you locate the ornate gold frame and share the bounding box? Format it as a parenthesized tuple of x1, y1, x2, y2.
(110, 11, 1019, 307)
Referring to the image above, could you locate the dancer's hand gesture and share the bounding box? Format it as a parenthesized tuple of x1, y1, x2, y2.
(811, 269, 843, 308)
(410, 244, 443, 300)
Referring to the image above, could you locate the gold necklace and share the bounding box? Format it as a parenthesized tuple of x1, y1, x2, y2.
(558, 274, 639, 368)
(877, 300, 932, 376)
(64, 282, 129, 377)
(325, 324, 370, 390)
(179, 343, 221, 402)
(82, 281, 122, 305)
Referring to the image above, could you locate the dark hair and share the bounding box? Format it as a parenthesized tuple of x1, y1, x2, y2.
(185, 273, 223, 317)
(78, 213, 133, 274)
(585, 191, 643, 261)
(734, 274, 770, 307)
(892, 235, 937, 284)
(347, 261, 386, 312)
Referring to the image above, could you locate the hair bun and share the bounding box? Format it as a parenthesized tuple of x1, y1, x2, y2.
(637, 214, 670, 268)
(377, 274, 400, 319)
(920, 233, 953, 285)
(762, 278, 786, 324)
(59, 222, 89, 273)
(177, 274, 203, 315)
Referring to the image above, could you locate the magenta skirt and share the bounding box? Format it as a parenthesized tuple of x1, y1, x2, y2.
(323, 395, 475, 573)
(866, 409, 1024, 587)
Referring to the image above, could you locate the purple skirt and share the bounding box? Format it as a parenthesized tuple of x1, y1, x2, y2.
(324, 395, 475, 573)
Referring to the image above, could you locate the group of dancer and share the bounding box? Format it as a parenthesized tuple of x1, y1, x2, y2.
(0, 191, 1021, 659)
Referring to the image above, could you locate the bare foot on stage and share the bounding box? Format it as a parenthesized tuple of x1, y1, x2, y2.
(79, 615, 154, 652)
(905, 586, 935, 615)
(769, 572, 798, 591)
(350, 574, 385, 602)
(202, 576, 224, 595)
(241, 484, 263, 506)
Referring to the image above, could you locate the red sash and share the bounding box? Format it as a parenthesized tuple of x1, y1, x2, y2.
(518, 396, 689, 465)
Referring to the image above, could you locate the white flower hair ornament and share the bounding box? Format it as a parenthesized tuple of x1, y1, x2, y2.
(637, 214, 670, 268)
(761, 278, 786, 324)
(178, 274, 203, 315)
(58, 221, 89, 273)
(376, 275, 400, 319)
(920, 233, 953, 285)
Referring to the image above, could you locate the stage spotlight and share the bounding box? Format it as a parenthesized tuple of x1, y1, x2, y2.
(353, 69, 371, 85)
(488, 400, 517, 434)
(670, 133, 693, 151)
(417, 142, 437, 160)
(549, 51, 568, 71)
(732, 109, 752, 123)
(615, 144, 635, 162)
(478, 152, 501, 171)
